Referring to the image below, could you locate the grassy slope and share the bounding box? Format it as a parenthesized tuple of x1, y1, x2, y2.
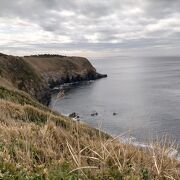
(0, 77, 14, 89)
(0, 100, 179, 179)
(0, 53, 179, 179)
(0, 53, 100, 103)
(0, 86, 113, 179)
(24, 55, 98, 88)
(0, 53, 48, 103)
(0, 85, 179, 179)
(24, 55, 96, 75)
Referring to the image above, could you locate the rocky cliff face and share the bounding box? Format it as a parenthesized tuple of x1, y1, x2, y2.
(24, 55, 107, 88)
(0, 53, 107, 105)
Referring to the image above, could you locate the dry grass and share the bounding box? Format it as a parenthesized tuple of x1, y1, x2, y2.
(0, 85, 179, 179)
(0, 54, 45, 99)
(0, 110, 179, 179)
(0, 77, 14, 89)
(24, 55, 95, 75)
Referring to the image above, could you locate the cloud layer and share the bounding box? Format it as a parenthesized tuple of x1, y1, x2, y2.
(0, 0, 180, 57)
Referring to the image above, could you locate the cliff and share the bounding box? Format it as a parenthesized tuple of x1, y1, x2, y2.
(0, 53, 107, 104)
(24, 54, 107, 88)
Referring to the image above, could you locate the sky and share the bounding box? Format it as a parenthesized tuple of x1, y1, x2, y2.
(0, 0, 180, 58)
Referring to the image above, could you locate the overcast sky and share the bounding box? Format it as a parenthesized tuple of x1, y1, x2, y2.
(0, 0, 180, 58)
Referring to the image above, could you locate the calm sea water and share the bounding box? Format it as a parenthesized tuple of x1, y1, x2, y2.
(50, 56, 180, 144)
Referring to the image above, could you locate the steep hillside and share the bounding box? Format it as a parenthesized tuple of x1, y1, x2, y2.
(24, 54, 107, 88)
(0, 89, 179, 179)
(0, 53, 49, 104)
(0, 53, 106, 104)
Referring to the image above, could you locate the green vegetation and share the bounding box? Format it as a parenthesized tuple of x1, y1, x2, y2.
(0, 86, 47, 110)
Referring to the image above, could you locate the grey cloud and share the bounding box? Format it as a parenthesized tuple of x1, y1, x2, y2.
(144, 0, 180, 18)
(0, 0, 180, 56)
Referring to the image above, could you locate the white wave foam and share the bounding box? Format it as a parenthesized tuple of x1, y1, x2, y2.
(119, 136, 180, 161)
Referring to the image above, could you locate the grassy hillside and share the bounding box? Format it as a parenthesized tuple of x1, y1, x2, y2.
(24, 55, 96, 75)
(0, 95, 180, 180)
(0, 53, 179, 179)
(0, 53, 106, 104)
(24, 54, 104, 88)
(0, 53, 48, 104)
(0, 85, 179, 179)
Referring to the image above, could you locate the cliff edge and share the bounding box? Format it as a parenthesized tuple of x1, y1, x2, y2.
(0, 53, 107, 104)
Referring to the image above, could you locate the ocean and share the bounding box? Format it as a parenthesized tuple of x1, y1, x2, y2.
(50, 56, 180, 147)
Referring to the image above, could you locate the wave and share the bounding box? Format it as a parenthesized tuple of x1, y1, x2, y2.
(119, 135, 180, 161)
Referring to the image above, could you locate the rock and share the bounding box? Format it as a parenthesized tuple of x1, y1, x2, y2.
(69, 112, 78, 118)
(95, 73, 107, 79)
(91, 112, 98, 116)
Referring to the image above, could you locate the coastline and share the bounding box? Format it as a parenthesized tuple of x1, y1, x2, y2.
(0, 53, 179, 178)
(49, 79, 180, 162)
(59, 111, 180, 161)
